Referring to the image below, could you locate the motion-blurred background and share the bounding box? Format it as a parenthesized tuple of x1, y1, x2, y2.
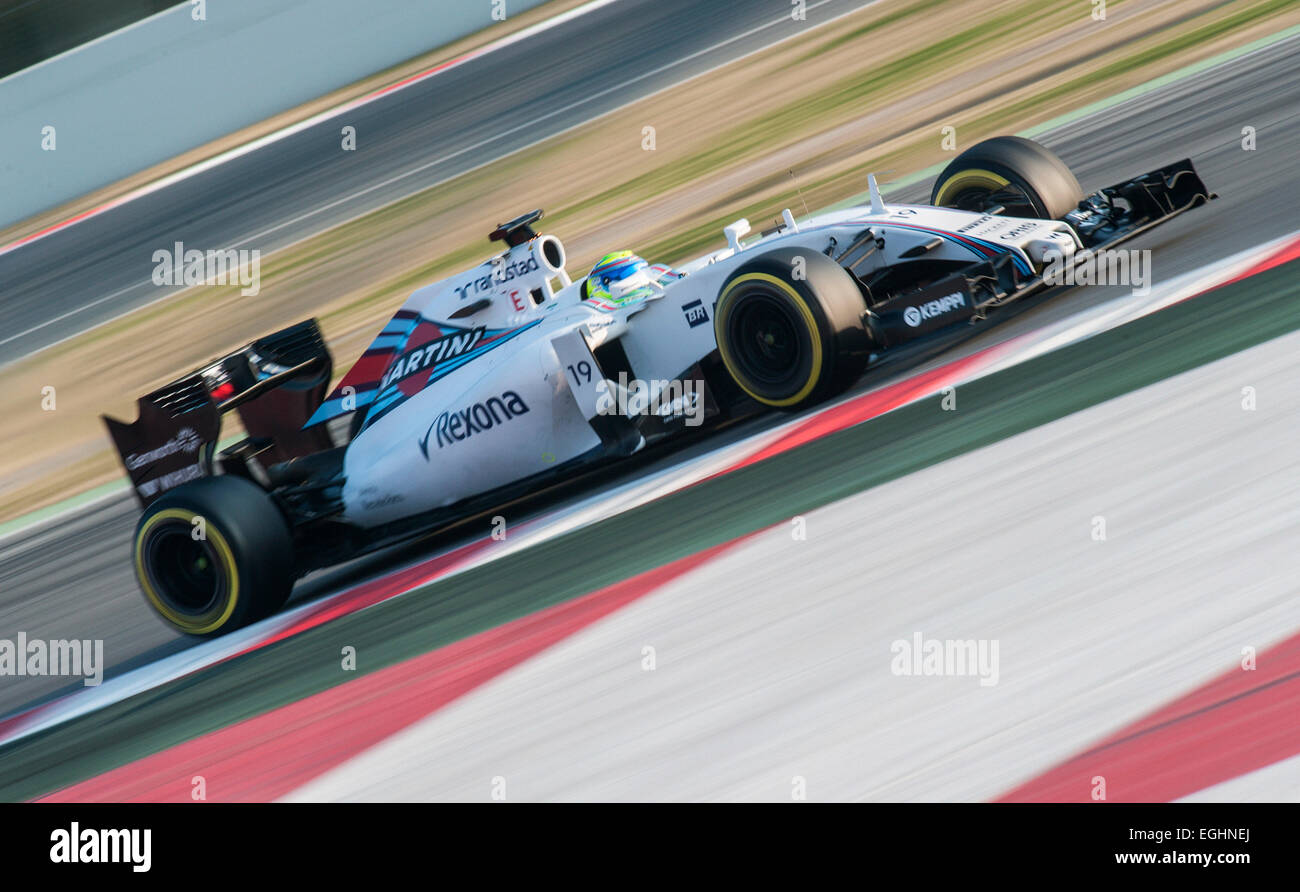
(1, 0, 1297, 802)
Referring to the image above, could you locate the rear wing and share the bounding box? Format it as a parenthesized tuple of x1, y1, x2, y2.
(103, 319, 334, 507)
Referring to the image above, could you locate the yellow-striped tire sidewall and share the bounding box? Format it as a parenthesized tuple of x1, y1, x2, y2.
(134, 508, 241, 635)
(933, 167, 1011, 208)
(715, 272, 824, 408)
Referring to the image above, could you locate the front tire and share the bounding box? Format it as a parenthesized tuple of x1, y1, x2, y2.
(134, 475, 295, 637)
(931, 135, 1083, 219)
(713, 248, 871, 411)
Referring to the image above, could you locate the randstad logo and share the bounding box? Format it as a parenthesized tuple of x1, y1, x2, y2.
(455, 255, 541, 299)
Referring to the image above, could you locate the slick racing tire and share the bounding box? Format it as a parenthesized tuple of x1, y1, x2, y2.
(931, 135, 1083, 219)
(714, 247, 871, 411)
(134, 475, 295, 638)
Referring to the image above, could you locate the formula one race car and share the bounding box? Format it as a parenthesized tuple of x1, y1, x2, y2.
(105, 136, 1213, 636)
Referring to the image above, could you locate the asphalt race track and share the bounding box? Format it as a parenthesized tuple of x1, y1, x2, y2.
(0, 0, 877, 366)
(0, 25, 1298, 719)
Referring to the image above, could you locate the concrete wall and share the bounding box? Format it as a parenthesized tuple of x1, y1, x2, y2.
(0, 0, 178, 78)
(0, 0, 551, 228)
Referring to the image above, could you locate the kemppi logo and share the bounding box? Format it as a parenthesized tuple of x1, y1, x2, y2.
(903, 292, 965, 327)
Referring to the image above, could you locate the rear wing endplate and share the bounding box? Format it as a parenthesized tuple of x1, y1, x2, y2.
(103, 318, 334, 507)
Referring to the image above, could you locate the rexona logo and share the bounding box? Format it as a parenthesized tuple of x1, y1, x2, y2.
(902, 292, 965, 327)
(418, 391, 530, 458)
(380, 327, 485, 391)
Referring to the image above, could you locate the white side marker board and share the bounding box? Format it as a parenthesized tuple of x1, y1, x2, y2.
(552, 329, 607, 420)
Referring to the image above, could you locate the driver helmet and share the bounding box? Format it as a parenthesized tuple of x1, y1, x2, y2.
(587, 251, 654, 303)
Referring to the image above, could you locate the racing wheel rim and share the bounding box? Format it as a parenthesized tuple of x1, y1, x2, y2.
(733, 294, 803, 383)
(135, 508, 241, 634)
(143, 525, 222, 614)
(717, 275, 820, 405)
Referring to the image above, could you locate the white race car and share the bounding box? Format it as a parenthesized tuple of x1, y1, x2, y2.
(105, 136, 1212, 636)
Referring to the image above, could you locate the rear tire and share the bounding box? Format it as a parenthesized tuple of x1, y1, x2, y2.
(134, 475, 295, 637)
(931, 135, 1083, 219)
(713, 247, 871, 411)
